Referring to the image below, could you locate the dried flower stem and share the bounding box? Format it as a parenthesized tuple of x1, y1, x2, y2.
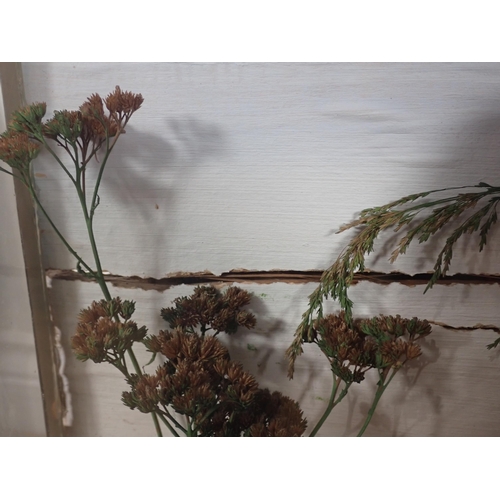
(156, 411, 179, 437)
(27, 184, 96, 277)
(309, 374, 352, 437)
(357, 368, 397, 437)
(0, 91, 168, 436)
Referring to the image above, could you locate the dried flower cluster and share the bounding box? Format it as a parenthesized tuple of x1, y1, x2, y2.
(161, 285, 257, 335)
(0, 127, 41, 172)
(289, 183, 500, 373)
(123, 329, 306, 436)
(288, 311, 431, 380)
(0, 86, 143, 181)
(122, 286, 307, 436)
(3, 90, 305, 437)
(311, 313, 374, 384)
(288, 310, 431, 436)
(71, 298, 147, 364)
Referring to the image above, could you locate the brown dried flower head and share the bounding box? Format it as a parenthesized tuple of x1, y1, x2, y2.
(160, 285, 256, 336)
(79, 93, 119, 145)
(43, 110, 83, 142)
(104, 86, 144, 120)
(358, 315, 431, 369)
(288, 311, 431, 381)
(8, 102, 47, 136)
(71, 297, 146, 363)
(0, 129, 41, 172)
(248, 389, 307, 437)
(312, 312, 375, 383)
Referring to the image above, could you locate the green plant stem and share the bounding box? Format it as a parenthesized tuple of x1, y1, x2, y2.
(38, 136, 77, 184)
(31, 133, 165, 438)
(186, 417, 195, 437)
(151, 412, 163, 437)
(84, 215, 111, 300)
(124, 346, 162, 437)
(309, 373, 351, 437)
(160, 406, 188, 435)
(156, 412, 178, 437)
(27, 184, 95, 276)
(357, 369, 397, 437)
(114, 352, 163, 437)
(89, 128, 124, 217)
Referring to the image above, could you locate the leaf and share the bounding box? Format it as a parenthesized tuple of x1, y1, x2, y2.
(142, 351, 157, 371)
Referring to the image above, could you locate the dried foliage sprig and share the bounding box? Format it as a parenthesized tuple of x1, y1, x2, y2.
(288, 183, 500, 379)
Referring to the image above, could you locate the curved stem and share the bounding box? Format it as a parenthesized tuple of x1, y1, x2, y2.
(309, 373, 351, 437)
(309, 374, 338, 437)
(151, 411, 163, 437)
(89, 128, 124, 219)
(34, 131, 164, 438)
(84, 214, 111, 300)
(357, 369, 398, 437)
(186, 417, 195, 437)
(38, 136, 77, 184)
(28, 184, 95, 276)
(90, 138, 111, 216)
(160, 405, 187, 435)
(156, 411, 177, 437)
(71, 174, 111, 300)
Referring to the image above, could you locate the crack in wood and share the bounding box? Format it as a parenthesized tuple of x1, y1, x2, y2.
(45, 268, 500, 292)
(429, 320, 500, 334)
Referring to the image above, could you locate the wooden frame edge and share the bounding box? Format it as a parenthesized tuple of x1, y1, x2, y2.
(0, 62, 65, 436)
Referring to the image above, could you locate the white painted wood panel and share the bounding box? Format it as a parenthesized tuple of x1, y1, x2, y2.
(0, 80, 45, 436)
(47, 280, 500, 436)
(18, 63, 500, 436)
(22, 63, 500, 277)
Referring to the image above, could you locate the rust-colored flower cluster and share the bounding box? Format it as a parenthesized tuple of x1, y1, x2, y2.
(313, 312, 375, 383)
(123, 328, 306, 436)
(358, 314, 431, 371)
(122, 286, 306, 436)
(0, 86, 143, 177)
(71, 297, 147, 364)
(161, 285, 256, 335)
(0, 128, 41, 172)
(290, 311, 431, 383)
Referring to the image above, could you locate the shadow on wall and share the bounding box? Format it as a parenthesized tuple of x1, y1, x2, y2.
(328, 111, 500, 270)
(292, 113, 500, 436)
(33, 115, 227, 435)
(97, 116, 228, 279)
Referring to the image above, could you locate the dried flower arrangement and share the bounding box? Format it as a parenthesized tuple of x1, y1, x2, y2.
(0, 88, 306, 437)
(288, 183, 500, 435)
(3, 86, 481, 437)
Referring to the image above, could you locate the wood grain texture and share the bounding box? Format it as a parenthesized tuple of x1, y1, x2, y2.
(19, 63, 500, 436)
(46, 279, 500, 437)
(22, 63, 500, 277)
(0, 65, 46, 436)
